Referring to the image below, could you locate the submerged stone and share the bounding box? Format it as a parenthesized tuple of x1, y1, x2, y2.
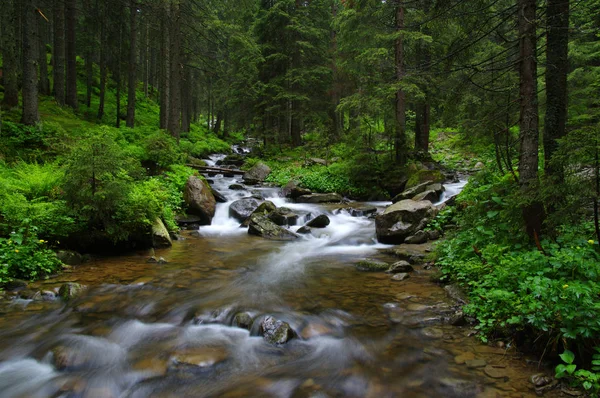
(259, 316, 295, 345)
(356, 259, 389, 272)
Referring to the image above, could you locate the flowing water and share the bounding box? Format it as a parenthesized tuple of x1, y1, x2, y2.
(0, 160, 553, 398)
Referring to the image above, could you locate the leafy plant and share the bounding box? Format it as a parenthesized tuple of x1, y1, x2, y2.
(556, 349, 600, 394)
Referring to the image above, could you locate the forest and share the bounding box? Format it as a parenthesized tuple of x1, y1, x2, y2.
(1, 0, 600, 394)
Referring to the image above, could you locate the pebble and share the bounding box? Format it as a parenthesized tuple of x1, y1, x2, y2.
(483, 365, 509, 380)
(465, 359, 487, 368)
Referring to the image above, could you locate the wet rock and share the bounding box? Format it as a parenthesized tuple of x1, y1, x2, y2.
(448, 310, 467, 326)
(412, 190, 439, 203)
(168, 347, 228, 370)
(391, 273, 410, 281)
(56, 250, 83, 266)
(147, 256, 158, 263)
(183, 176, 216, 225)
(229, 198, 261, 222)
(426, 183, 445, 195)
(248, 214, 300, 241)
(223, 154, 246, 166)
(40, 290, 57, 301)
(422, 327, 444, 339)
(305, 214, 330, 228)
(444, 284, 468, 304)
(391, 181, 433, 203)
(297, 226, 311, 234)
(375, 200, 436, 244)
(1, 279, 28, 291)
(233, 312, 253, 329)
(299, 323, 333, 339)
(438, 377, 481, 397)
(18, 289, 40, 300)
(465, 359, 487, 369)
(211, 189, 227, 203)
(158, 257, 167, 264)
(175, 214, 203, 227)
(427, 230, 441, 240)
(404, 230, 429, 244)
(296, 193, 343, 204)
(454, 352, 476, 365)
(530, 374, 553, 387)
(381, 246, 428, 264)
(152, 218, 172, 248)
(243, 162, 271, 185)
(268, 207, 300, 226)
(356, 259, 389, 272)
(229, 183, 246, 190)
(484, 365, 509, 380)
(259, 316, 295, 345)
(386, 260, 413, 273)
(58, 283, 85, 301)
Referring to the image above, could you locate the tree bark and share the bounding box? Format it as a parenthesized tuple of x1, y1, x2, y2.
(543, 0, 569, 176)
(1, 0, 20, 108)
(21, 0, 40, 125)
(159, 7, 170, 130)
(65, 0, 78, 109)
(414, 0, 431, 155)
(97, 3, 107, 120)
(126, 0, 137, 127)
(116, 24, 123, 128)
(394, 2, 407, 165)
(167, 0, 181, 139)
(518, 0, 543, 238)
(38, 2, 51, 96)
(53, 0, 66, 105)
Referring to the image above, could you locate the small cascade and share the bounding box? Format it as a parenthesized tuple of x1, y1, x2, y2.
(434, 179, 468, 205)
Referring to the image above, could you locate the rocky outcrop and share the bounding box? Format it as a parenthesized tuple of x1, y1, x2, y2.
(183, 176, 216, 225)
(58, 283, 85, 301)
(152, 218, 172, 248)
(268, 207, 299, 226)
(282, 180, 312, 198)
(305, 214, 330, 228)
(296, 193, 343, 203)
(375, 200, 436, 244)
(247, 214, 300, 241)
(211, 189, 227, 203)
(229, 198, 261, 222)
(392, 181, 432, 203)
(243, 162, 271, 185)
(259, 316, 295, 345)
(412, 190, 439, 203)
(404, 230, 429, 244)
(56, 250, 83, 266)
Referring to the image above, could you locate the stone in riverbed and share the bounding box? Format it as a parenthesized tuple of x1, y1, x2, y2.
(211, 189, 227, 203)
(305, 214, 330, 228)
(268, 207, 299, 226)
(229, 183, 245, 190)
(391, 181, 433, 203)
(229, 198, 261, 222)
(483, 365, 509, 380)
(183, 176, 216, 225)
(56, 250, 83, 266)
(243, 162, 271, 185)
(391, 273, 410, 281)
(465, 359, 487, 369)
(248, 214, 300, 241)
(297, 226, 311, 234)
(259, 316, 295, 345)
(152, 218, 172, 248)
(412, 190, 439, 203)
(356, 259, 389, 272)
(386, 260, 414, 273)
(58, 283, 85, 301)
(168, 347, 228, 371)
(233, 312, 253, 330)
(375, 199, 436, 244)
(295, 193, 343, 203)
(404, 230, 429, 244)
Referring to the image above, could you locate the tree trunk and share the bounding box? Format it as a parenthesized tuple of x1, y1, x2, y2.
(126, 0, 137, 127)
(21, 0, 40, 125)
(53, 0, 66, 105)
(65, 0, 78, 109)
(141, 17, 149, 97)
(116, 24, 123, 128)
(394, 2, 406, 165)
(414, 0, 431, 155)
(1, 0, 20, 108)
(97, 3, 107, 120)
(167, 0, 181, 139)
(518, 0, 543, 239)
(38, 3, 50, 96)
(159, 8, 170, 130)
(543, 0, 569, 177)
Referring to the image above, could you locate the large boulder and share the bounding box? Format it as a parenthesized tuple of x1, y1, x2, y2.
(248, 214, 300, 241)
(183, 176, 216, 225)
(282, 180, 311, 198)
(296, 193, 343, 203)
(305, 214, 330, 228)
(243, 162, 271, 185)
(392, 181, 432, 203)
(412, 190, 439, 203)
(375, 200, 436, 244)
(152, 218, 172, 248)
(229, 198, 261, 222)
(268, 207, 299, 226)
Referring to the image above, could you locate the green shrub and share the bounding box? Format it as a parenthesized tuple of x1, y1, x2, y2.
(142, 132, 184, 170)
(0, 225, 63, 283)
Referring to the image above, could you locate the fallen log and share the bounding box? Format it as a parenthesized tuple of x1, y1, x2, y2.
(186, 165, 245, 175)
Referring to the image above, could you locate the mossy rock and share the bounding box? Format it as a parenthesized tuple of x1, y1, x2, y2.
(406, 169, 444, 189)
(356, 259, 389, 272)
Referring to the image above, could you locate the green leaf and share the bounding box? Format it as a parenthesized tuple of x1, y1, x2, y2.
(566, 364, 577, 374)
(486, 210, 499, 218)
(560, 350, 575, 364)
